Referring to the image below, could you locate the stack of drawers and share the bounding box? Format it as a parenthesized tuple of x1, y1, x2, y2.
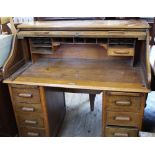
(9, 85, 48, 137)
(103, 91, 145, 137)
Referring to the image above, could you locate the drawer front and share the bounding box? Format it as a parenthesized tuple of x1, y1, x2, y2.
(12, 87, 41, 104)
(105, 126, 138, 137)
(106, 111, 140, 127)
(106, 92, 142, 112)
(17, 114, 44, 128)
(20, 127, 46, 137)
(108, 47, 134, 56)
(15, 103, 42, 113)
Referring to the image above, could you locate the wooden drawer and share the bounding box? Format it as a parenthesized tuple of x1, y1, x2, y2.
(106, 92, 142, 112)
(15, 103, 42, 113)
(106, 111, 140, 127)
(17, 114, 44, 128)
(107, 47, 134, 56)
(12, 87, 41, 104)
(19, 127, 46, 137)
(105, 126, 138, 137)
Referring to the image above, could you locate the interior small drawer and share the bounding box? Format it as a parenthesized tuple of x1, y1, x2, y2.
(15, 103, 42, 113)
(105, 126, 138, 137)
(12, 87, 41, 104)
(107, 47, 134, 56)
(106, 92, 142, 112)
(106, 111, 140, 127)
(17, 114, 44, 128)
(19, 127, 46, 137)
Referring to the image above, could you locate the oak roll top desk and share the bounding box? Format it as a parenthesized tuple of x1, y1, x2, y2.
(4, 20, 151, 137)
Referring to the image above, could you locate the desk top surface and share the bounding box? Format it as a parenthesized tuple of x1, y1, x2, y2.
(4, 57, 149, 93)
(17, 20, 149, 30)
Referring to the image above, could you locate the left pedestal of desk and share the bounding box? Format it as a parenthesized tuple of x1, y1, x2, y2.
(8, 84, 66, 137)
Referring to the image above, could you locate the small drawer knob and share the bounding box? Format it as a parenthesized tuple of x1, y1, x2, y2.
(114, 116, 130, 121)
(114, 132, 129, 137)
(18, 93, 32, 98)
(27, 132, 39, 137)
(114, 51, 130, 54)
(21, 107, 34, 112)
(115, 100, 131, 106)
(24, 120, 37, 125)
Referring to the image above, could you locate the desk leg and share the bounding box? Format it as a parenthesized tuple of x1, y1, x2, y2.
(89, 94, 96, 111)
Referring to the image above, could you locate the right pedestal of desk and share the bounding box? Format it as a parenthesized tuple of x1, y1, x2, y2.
(103, 91, 146, 137)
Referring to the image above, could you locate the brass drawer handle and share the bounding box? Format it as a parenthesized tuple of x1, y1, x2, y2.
(114, 132, 129, 137)
(114, 116, 130, 121)
(115, 100, 131, 106)
(18, 93, 32, 98)
(21, 107, 34, 112)
(113, 51, 129, 54)
(24, 120, 37, 125)
(27, 132, 39, 137)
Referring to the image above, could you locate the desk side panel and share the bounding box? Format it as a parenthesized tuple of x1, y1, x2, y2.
(44, 87, 66, 136)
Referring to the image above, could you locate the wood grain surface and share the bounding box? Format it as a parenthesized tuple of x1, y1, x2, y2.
(17, 20, 149, 30)
(4, 57, 149, 93)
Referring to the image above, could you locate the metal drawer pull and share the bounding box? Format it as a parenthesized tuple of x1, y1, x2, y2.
(114, 116, 130, 121)
(115, 100, 131, 106)
(25, 120, 37, 125)
(27, 132, 39, 137)
(21, 107, 34, 112)
(114, 132, 129, 137)
(18, 93, 32, 98)
(114, 51, 130, 54)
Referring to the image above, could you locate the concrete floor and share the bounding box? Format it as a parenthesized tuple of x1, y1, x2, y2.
(59, 93, 102, 137)
(59, 92, 155, 137)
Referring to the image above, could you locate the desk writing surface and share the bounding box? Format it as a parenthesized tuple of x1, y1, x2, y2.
(17, 20, 149, 30)
(5, 57, 148, 93)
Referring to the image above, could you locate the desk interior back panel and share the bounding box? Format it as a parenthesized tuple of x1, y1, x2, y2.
(31, 44, 131, 61)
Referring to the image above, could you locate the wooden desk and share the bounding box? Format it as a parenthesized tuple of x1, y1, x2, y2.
(4, 20, 151, 137)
